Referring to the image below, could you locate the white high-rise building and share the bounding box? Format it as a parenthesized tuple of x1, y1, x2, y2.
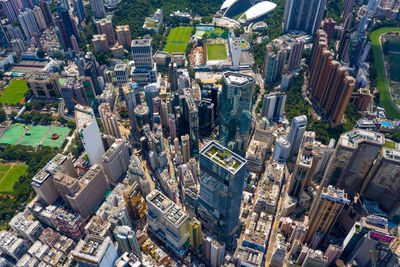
(261, 92, 287, 121)
(75, 105, 105, 164)
(131, 39, 153, 70)
(287, 115, 307, 161)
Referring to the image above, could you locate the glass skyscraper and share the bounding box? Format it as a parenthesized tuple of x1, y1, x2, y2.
(219, 72, 255, 156)
(197, 141, 247, 246)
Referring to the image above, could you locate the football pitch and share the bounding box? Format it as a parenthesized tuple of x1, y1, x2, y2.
(166, 26, 193, 43)
(385, 35, 400, 82)
(0, 162, 28, 193)
(164, 43, 188, 54)
(0, 80, 29, 105)
(207, 44, 228, 60)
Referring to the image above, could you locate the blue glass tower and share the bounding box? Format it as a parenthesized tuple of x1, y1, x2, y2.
(197, 141, 247, 246)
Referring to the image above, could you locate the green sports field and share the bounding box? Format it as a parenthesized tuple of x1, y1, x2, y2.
(164, 43, 188, 53)
(41, 126, 70, 147)
(0, 163, 28, 193)
(19, 125, 49, 147)
(385, 35, 400, 82)
(0, 80, 29, 105)
(207, 44, 228, 60)
(166, 26, 193, 43)
(0, 124, 27, 145)
(370, 27, 400, 119)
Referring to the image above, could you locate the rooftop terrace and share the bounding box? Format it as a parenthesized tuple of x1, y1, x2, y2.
(202, 141, 245, 173)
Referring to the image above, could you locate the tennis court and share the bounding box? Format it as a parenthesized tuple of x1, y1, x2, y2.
(19, 125, 49, 147)
(41, 126, 70, 147)
(0, 124, 27, 145)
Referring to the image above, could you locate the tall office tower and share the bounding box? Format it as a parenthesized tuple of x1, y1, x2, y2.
(321, 129, 384, 198)
(263, 44, 279, 84)
(289, 142, 320, 199)
(286, 40, 304, 71)
(169, 114, 177, 139)
(72, 0, 85, 22)
(99, 103, 121, 138)
(98, 18, 115, 45)
(322, 18, 336, 45)
(84, 53, 102, 95)
(342, 0, 354, 20)
(197, 141, 247, 244)
(308, 30, 356, 127)
(341, 215, 393, 265)
(102, 139, 130, 185)
(283, 0, 327, 34)
(198, 99, 214, 136)
(131, 39, 153, 69)
(53, 164, 108, 218)
(75, 104, 105, 164)
(31, 154, 75, 205)
(361, 148, 400, 219)
(190, 218, 202, 250)
(89, 0, 106, 18)
(368, 0, 378, 12)
(306, 186, 350, 247)
(6, 25, 23, 41)
(169, 62, 178, 91)
(72, 236, 118, 266)
(144, 83, 159, 114)
(116, 25, 132, 48)
(1, 0, 20, 22)
(182, 89, 199, 155)
(146, 190, 191, 252)
(61, 77, 89, 113)
(261, 92, 287, 121)
(219, 72, 254, 155)
(39, 0, 53, 26)
(18, 9, 39, 40)
(55, 4, 79, 51)
(32, 6, 46, 30)
(181, 134, 190, 163)
(114, 63, 129, 87)
(26, 71, 61, 99)
(113, 226, 141, 257)
(122, 83, 137, 126)
(301, 249, 328, 267)
(287, 115, 307, 161)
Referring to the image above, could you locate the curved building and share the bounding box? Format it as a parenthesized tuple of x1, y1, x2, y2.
(134, 105, 150, 132)
(220, 0, 251, 17)
(239, 1, 277, 24)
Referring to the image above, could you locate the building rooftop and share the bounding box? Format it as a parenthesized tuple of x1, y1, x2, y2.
(131, 39, 151, 47)
(74, 105, 96, 130)
(234, 246, 263, 267)
(201, 141, 246, 173)
(72, 235, 112, 262)
(383, 148, 400, 161)
(114, 63, 127, 72)
(165, 204, 189, 228)
(341, 129, 384, 148)
(147, 190, 174, 212)
(243, 1, 277, 22)
(224, 72, 254, 86)
(306, 249, 328, 262)
(321, 185, 350, 205)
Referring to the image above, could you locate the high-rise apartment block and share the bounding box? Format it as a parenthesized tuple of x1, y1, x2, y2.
(98, 17, 115, 45)
(75, 105, 105, 165)
(261, 92, 287, 121)
(18, 9, 40, 40)
(321, 129, 384, 198)
(99, 102, 121, 138)
(197, 141, 247, 244)
(286, 40, 304, 71)
(116, 25, 132, 48)
(219, 72, 254, 155)
(306, 186, 350, 247)
(1, 0, 20, 22)
(283, 0, 327, 34)
(308, 30, 356, 127)
(102, 139, 130, 185)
